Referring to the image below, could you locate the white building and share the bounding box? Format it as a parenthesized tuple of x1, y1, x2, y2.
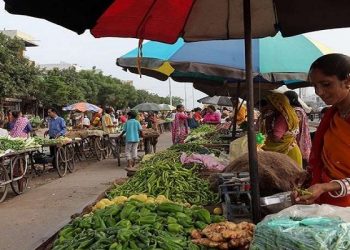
(39, 62, 83, 71)
(0, 29, 38, 47)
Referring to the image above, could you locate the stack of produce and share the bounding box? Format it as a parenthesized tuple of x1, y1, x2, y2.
(33, 136, 72, 146)
(0, 136, 40, 153)
(184, 125, 216, 143)
(53, 195, 225, 250)
(170, 143, 221, 156)
(251, 216, 350, 250)
(29, 116, 43, 128)
(108, 149, 219, 205)
(184, 125, 225, 144)
(191, 221, 255, 249)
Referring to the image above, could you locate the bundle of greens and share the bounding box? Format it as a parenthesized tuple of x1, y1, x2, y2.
(0, 137, 39, 152)
(29, 116, 43, 128)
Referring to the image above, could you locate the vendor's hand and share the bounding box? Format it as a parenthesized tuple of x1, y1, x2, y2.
(293, 184, 326, 205)
(44, 130, 49, 137)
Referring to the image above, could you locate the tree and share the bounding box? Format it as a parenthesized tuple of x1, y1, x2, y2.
(0, 33, 41, 98)
(0, 34, 184, 111)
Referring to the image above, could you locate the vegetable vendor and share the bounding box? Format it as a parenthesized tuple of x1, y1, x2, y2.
(45, 108, 66, 139)
(257, 92, 302, 168)
(295, 54, 350, 206)
(44, 108, 67, 169)
(9, 111, 32, 138)
(102, 107, 117, 134)
(202, 105, 221, 124)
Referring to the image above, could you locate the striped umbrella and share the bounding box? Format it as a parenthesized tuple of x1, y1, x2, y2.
(118, 33, 332, 89)
(62, 102, 102, 112)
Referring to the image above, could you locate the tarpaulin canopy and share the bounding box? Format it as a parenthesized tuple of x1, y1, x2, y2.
(62, 102, 102, 113)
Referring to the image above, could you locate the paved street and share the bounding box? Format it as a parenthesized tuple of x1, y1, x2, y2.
(0, 132, 172, 250)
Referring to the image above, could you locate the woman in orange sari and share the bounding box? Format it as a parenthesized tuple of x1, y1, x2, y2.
(296, 54, 350, 207)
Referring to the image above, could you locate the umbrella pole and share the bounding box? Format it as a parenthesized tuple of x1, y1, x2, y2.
(243, 0, 261, 223)
(231, 83, 241, 139)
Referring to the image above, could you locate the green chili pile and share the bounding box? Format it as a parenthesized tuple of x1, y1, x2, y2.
(108, 157, 219, 205)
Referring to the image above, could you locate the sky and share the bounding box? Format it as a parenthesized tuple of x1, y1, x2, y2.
(1, 2, 350, 109)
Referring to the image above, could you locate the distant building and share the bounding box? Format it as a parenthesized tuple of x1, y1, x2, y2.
(39, 61, 83, 71)
(0, 29, 38, 47)
(121, 80, 133, 86)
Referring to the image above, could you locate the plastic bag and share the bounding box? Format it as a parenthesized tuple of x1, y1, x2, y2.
(251, 205, 350, 250)
(229, 135, 248, 162)
(268, 204, 350, 223)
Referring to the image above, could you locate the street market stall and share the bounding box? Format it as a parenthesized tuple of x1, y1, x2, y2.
(32, 137, 77, 178)
(66, 129, 121, 165)
(0, 148, 37, 202)
(0, 137, 41, 202)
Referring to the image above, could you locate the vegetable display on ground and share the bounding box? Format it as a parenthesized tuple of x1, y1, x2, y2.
(53, 195, 225, 250)
(107, 152, 219, 205)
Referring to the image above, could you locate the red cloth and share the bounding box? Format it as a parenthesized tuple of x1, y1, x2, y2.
(120, 115, 127, 124)
(309, 107, 350, 206)
(273, 114, 288, 140)
(203, 112, 221, 124)
(91, 0, 194, 43)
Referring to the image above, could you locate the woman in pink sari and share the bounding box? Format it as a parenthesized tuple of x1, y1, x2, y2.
(10, 111, 32, 138)
(172, 105, 189, 144)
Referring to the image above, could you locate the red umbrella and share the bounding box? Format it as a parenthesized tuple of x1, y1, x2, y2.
(4, 0, 350, 43)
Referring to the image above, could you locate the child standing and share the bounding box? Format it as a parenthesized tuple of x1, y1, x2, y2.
(120, 111, 142, 169)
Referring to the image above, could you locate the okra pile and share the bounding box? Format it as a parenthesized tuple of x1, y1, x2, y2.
(53, 199, 224, 250)
(107, 150, 219, 205)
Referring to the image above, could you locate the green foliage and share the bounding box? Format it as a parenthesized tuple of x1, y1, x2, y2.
(0, 34, 183, 110)
(0, 33, 41, 97)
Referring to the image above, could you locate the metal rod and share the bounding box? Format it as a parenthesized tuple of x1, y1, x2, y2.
(192, 84, 195, 109)
(169, 79, 173, 106)
(231, 82, 241, 139)
(243, 0, 261, 223)
(184, 83, 187, 109)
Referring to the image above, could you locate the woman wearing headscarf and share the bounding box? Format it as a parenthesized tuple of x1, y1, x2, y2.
(295, 54, 350, 207)
(259, 92, 302, 168)
(284, 90, 312, 166)
(10, 111, 32, 138)
(171, 104, 189, 144)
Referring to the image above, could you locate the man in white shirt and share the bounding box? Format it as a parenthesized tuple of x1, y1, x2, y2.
(83, 115, 91, 128)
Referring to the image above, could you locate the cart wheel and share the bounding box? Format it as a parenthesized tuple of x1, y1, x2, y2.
(10, 155, 29, 195)
(81, 139, 91, 159)
(66, 144, 75, 173)
(55, 147, 67, 177)
(94, 137, 104, 161)
(0, 164, 8, 203)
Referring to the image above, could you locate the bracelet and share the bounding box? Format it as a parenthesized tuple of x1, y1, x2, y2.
(343, 178, 350, 195)
(328, 180, 346, 198)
